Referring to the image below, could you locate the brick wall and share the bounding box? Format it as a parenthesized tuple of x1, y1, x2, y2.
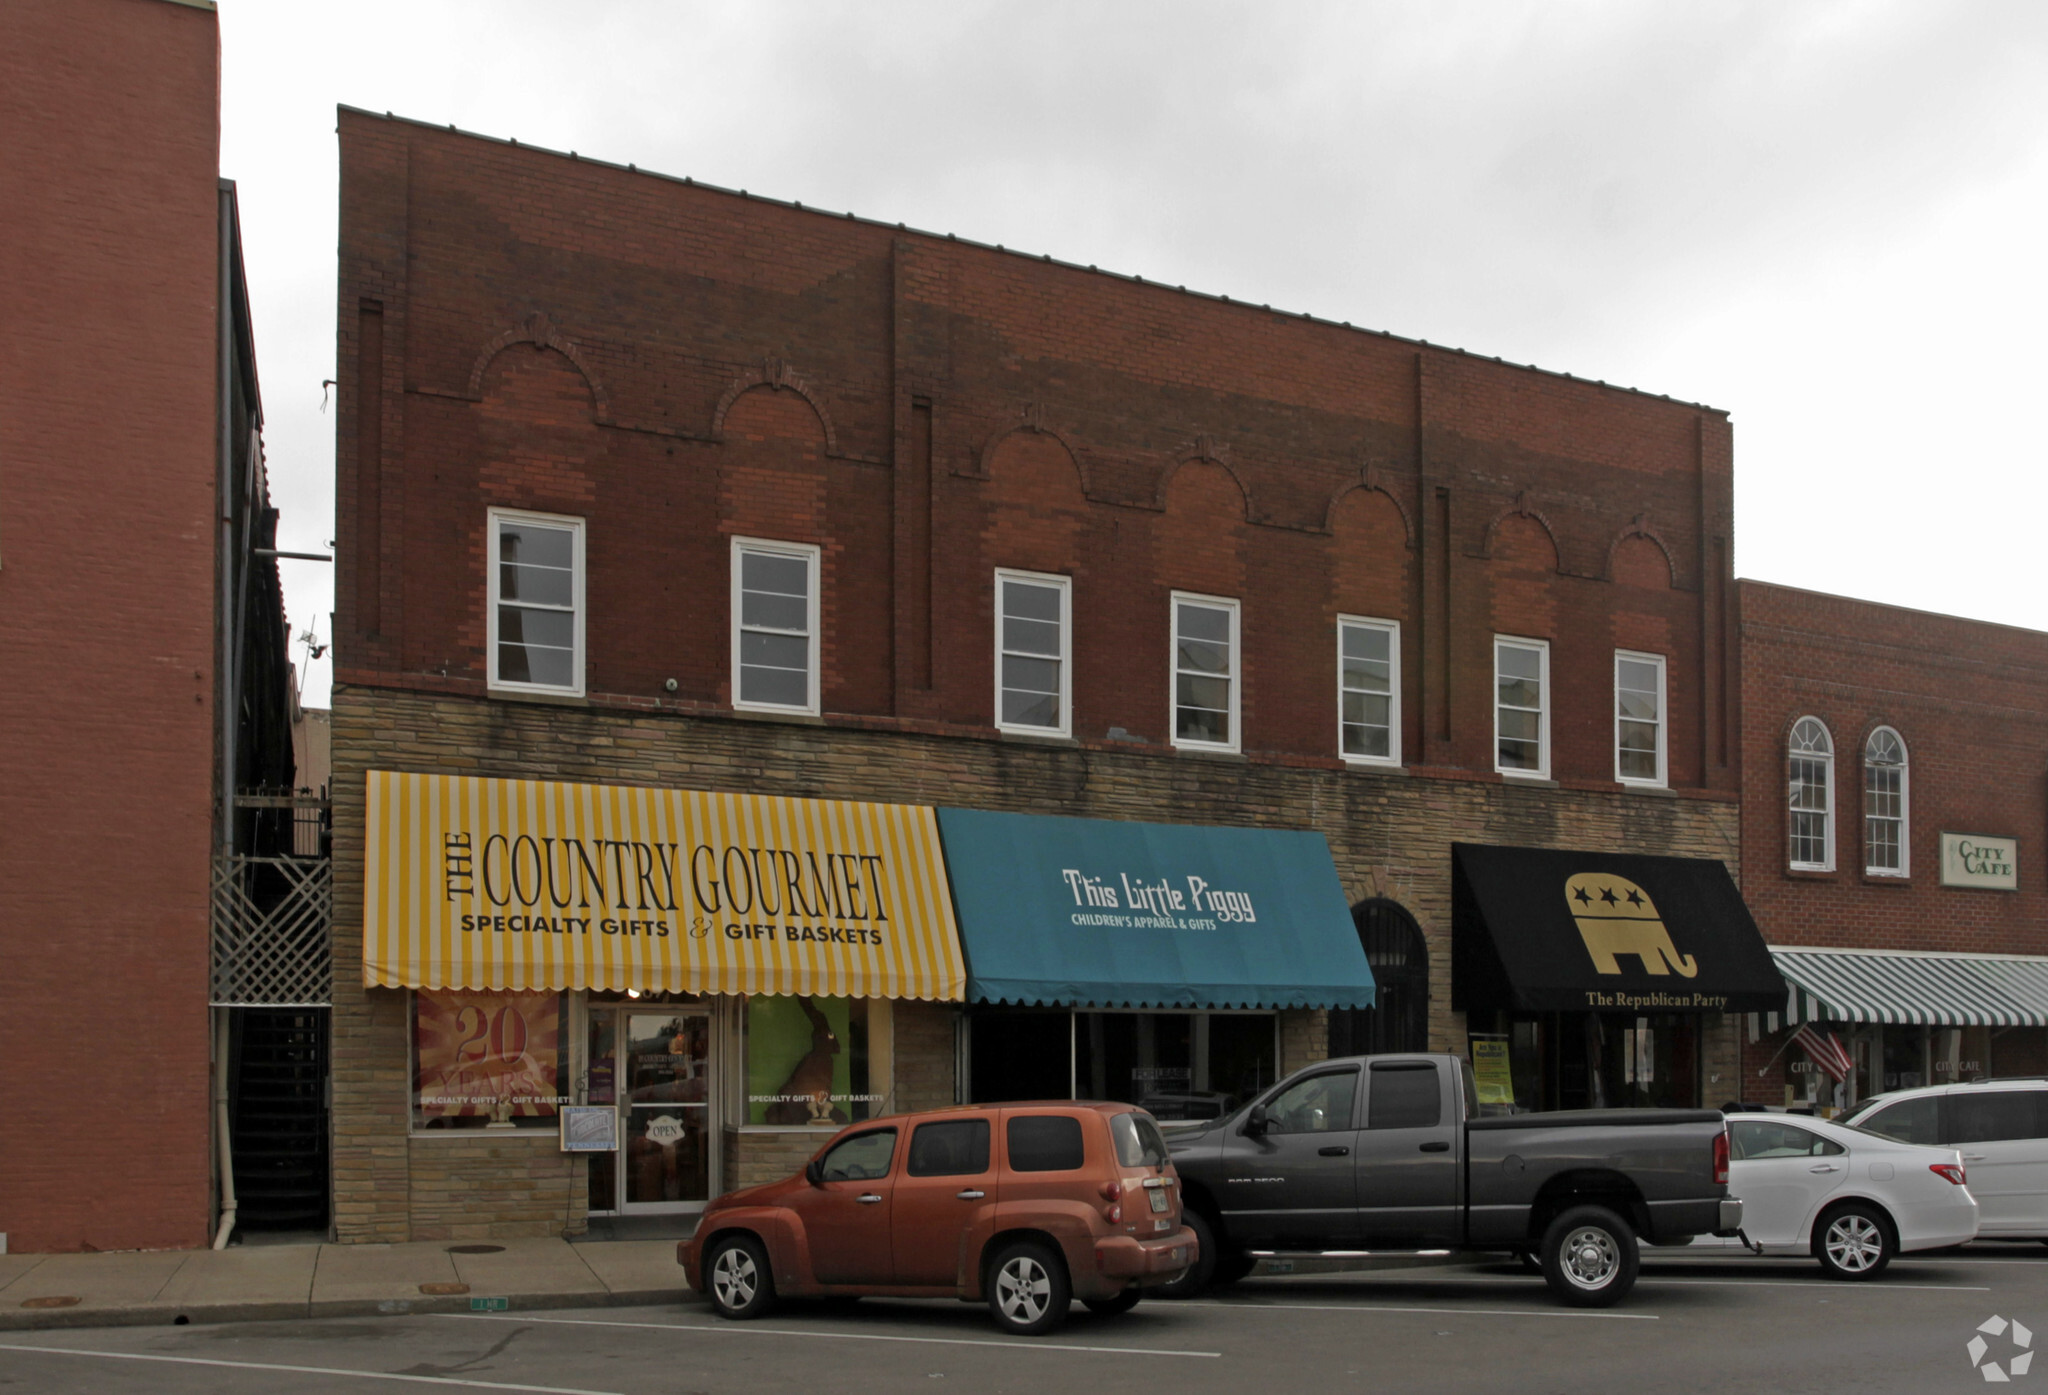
(333, 111, 1737, 802)
(0, 0, 222, 1253)
(327, 684, 1738, 1239)
(1738, 580, 2048, 956)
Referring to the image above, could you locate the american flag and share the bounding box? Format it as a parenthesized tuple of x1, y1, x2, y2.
(1793, 1024, 1853, 1083)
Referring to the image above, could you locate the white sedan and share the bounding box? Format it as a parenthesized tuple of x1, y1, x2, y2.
(1689, 1114, 1977, 1278)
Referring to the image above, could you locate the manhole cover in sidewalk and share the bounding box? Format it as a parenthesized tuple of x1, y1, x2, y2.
(20, 1296, 80, 1309)
(447, 1245, 505, 1255)
(419, 1282, 471, 1295)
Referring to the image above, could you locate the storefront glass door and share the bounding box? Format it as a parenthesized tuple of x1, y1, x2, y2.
(586, 1004, 715, 1214)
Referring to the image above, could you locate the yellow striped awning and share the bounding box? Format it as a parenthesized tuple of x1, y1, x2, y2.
(363, 771, 966, 1000)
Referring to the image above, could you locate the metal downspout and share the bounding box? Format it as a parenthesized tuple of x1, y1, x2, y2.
(214, 182, 239, 1250)
(212, 1008, 238, 1249)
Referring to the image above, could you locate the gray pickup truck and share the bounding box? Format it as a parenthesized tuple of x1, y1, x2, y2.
(1163, 1052, 1740, 1306)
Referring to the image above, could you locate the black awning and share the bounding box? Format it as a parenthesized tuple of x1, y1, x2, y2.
(1452, 843, 1784, 1015)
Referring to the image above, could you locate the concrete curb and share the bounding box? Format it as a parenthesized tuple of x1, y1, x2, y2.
(0, 1285, 693, 1333)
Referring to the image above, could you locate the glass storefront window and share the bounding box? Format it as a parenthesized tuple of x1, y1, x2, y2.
(411, 989, 569, 1130)
(744, 995, 878, 1126)
(970, 1008, 1277, 1120)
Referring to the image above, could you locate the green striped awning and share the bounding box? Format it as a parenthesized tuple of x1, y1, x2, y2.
(1773, 947, 2048, 1028)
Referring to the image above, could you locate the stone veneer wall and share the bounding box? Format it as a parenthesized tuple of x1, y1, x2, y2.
(330, 685, 1741, 1240)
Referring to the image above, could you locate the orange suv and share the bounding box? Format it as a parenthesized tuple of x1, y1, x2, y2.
(678, 1102, 1198, 1335)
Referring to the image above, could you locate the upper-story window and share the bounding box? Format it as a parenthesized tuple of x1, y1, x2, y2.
(1614, 650, 1667, 787)
(1864, 727, 1909, 877)
(1337, 617, 1400, 766)
(488, 508, 583, 696)
(1789, 716, 1834, 871)
(995, 570, 1070, 737)
(1494, 637, 1549, 778)
(1172, 593, 1239, 752)
(731, 538, 819, 714)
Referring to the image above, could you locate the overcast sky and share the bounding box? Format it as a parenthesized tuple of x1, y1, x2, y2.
(220, 1, 2048, 709)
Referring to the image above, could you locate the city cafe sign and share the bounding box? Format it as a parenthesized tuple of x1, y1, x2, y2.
(362, 771, 966, 999)
(1941, 832, 2019, 891)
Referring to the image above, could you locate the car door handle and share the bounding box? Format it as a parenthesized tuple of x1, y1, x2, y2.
(956, 1189, 986, 1200)
(1318, 1146, 1349, 1157)
(1808, 1164, 1841, 1173)
(1963, 1154, 1989, 1162)
(1419, 1141, 1451, 1153)
(857, 1193, 883, 1204)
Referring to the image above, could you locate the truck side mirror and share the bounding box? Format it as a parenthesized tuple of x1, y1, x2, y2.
(805, 1158, 824, 1186)
(1245, 1104, 1270, 1137)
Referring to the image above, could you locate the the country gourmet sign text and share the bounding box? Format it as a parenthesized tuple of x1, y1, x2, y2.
(363, 772, 966, 999)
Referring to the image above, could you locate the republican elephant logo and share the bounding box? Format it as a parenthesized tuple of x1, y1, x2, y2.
(1565, 872, 1698, 978)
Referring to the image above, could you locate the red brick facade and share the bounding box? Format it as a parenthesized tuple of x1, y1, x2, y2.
(0, 0, 224, 1251)
(335, 111, 1738, 796)
(1738, 580, 2048, 956)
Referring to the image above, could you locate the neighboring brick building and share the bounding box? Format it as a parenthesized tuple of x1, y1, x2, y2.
(328, 109, 1785, 1242)
(0, 0, 297, 1254)
(1738, 581, 2048, 1109)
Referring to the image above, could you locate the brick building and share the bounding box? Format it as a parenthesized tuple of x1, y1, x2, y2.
(1738, 581, 2048, 1109)
(329, 109, 1785, 1242)
(0, 0, 298, 1253)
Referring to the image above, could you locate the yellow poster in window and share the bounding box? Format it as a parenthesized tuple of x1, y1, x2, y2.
(363, 771, 966, 1000)
(1470, 1035, 1515, 1107)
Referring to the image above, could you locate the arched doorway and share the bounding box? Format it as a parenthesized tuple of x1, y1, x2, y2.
(1329, 898, 1429, 1057)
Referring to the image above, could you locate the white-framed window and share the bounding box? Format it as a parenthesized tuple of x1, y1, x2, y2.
(1789, 716, 1834, 871)
(1494, 636, 1550, 777)
(731, 537, 820, 714)
(1337, 616, 1400, 766)
(994, 569, 1071, 737)
(1864, 727, 1909, 877)
(1171, 592, 1240, 752)
(1614, 650, 1667, 787)
(487, 508, 584, 695)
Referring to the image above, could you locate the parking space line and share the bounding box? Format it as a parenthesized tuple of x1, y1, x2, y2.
(435, 1312, 1222, 1359)
(0, 1343, 620, 1394)
(1183, 1300, 1658, 1321)
(1637, 1277, 1989, 1291)
(1324, 1273, 1988, 1294)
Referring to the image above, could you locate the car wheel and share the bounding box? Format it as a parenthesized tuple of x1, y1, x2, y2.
(1815, 1204, 1894, 1280)
(1083, 1289, 1141, 1317)
(1153, 1210, 1225, 1299)
(705, 1234, 777, 1320)
(987, 1240, 1072, 1336)
(1538, 1205, 1640, 1308)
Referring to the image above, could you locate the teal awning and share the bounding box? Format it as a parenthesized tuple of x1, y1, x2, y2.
(936, 807, 1375, 1010)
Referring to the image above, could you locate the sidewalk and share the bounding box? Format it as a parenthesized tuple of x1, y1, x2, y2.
(0, 1235, 695, 1332)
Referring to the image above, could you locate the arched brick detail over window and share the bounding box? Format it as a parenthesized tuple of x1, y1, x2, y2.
(710, 356, 840, 454)
(465, 311, 611, 422)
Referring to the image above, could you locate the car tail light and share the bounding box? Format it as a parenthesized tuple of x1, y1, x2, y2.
(1713, 1130, 1729, 1186)
(1099, 1180, 1122, 1201)
(1931, 1162, 1968, 1186)
(1104, 1203, 1122, 1224)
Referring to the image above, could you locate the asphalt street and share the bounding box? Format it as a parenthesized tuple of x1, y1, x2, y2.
(2, 1247, 2042, 1395)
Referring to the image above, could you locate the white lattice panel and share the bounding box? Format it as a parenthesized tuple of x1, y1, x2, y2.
(211, 854, 333, 1006)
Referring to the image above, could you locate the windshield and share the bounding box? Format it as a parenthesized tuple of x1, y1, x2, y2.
(1111, 1111, 1171, 1167)
(1837, 1097, 1883, 1126)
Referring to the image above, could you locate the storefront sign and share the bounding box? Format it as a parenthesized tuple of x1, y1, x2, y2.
(1941, 833, 2018, 891)
(364, 772, 966, 998)
(935, 807, 1373, 1010)
(1452, 845, 1786, 1016)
